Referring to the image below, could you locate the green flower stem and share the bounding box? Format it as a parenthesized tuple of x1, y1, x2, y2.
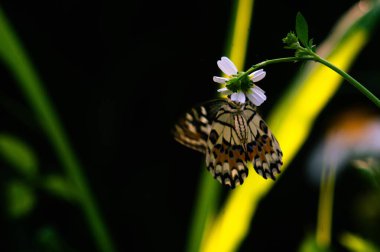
(243, 56, 313, 76)
(310, 52, 380, 108)
(236, 54, 380, 108)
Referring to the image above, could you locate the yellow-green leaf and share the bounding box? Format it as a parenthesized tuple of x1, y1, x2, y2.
(296, 12, 309, 47)
(340, 232, 380, 252)
(7, 180, 35, 218)
(43, 174, 77, 202)
(0, 134, 38, 177)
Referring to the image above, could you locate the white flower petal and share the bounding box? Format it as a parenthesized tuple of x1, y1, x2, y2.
(213, 76, 229, 84)
(251, 86, 267, 100)
(231, 92, 246, 103)
(217, 87, 233, 96)
(249, 69, 266, 82)
(247, 93, 264, 106)
(221, 57, 238, 74)
(217, 87, 228, 92)
(217, 57, 238, 76)
(247, 86, 267, 106)
(252, 84, 265, 94)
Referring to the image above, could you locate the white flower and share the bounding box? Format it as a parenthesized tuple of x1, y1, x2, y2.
(307, 111, 380, 186)
(213, 56, 267, 106)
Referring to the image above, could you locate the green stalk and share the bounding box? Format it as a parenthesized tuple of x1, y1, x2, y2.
(316, 164, 336, 248)
(186, 0, 255, 251)
(244, 56, 313, 76)
(0, 7, 116, 252)
(236, 54, 380, 108)
(186, 167, 219, 252)
(311, 52, 380, 107)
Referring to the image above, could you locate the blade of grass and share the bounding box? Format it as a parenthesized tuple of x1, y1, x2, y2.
(185, 0, 255, 251)
(225, 0, 255, 69)
(186, 168, 220, 252)
(340, 232, 380, 252)
(316, 164, 336, 248)
(0, 7, 116, 252)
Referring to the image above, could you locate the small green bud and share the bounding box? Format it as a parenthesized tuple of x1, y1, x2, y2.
(283, 32, 300, 49)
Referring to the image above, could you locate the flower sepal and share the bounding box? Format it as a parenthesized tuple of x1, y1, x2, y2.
(225, 78, 240, 93)
(238, 74, 253, 92)
(225, 72, 252, 93)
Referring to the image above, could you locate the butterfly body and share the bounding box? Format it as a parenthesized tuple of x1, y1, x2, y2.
(174, 98, 282, 188)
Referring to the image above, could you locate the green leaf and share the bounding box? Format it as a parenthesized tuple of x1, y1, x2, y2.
(296, 12, 309, 47)
(308, 39, 316, 52)
(340, 232, 380, 252)
(43, 174, 77, 201)
(6, 180, 35, 218)
(0, 134, 38, 177)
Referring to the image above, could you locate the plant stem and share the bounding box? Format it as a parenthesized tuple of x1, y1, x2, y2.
(316, 164, 336, 248)
(238, 54, 380, 108)
(186, 167, 220, 252)
(236, 56, 313, 81)
(311, 52, 380, 107)
(247, 56, 313, 74)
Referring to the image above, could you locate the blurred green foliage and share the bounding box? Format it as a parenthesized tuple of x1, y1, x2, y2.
(6, 179, 35, 218)
(0, 134, 38, 177)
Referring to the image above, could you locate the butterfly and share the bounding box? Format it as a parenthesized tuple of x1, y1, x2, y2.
(173, 98, 283, 188)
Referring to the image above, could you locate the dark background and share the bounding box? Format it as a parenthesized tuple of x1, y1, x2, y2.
(1, 0, 379, 251)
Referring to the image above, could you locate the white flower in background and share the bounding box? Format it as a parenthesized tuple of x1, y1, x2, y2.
(213, 56, 267, 106)
(307, 110, 380, 185)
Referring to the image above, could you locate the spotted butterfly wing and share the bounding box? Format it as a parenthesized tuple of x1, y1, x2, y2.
(173, 99, 283, 188)
(242, 102, 283, 180)
(173, 100, 223, 153)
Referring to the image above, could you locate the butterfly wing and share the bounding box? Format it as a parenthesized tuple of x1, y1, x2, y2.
(244, 104, 283, 179)
(173, 100, 225, 153)
(205, 102, 249, 188)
